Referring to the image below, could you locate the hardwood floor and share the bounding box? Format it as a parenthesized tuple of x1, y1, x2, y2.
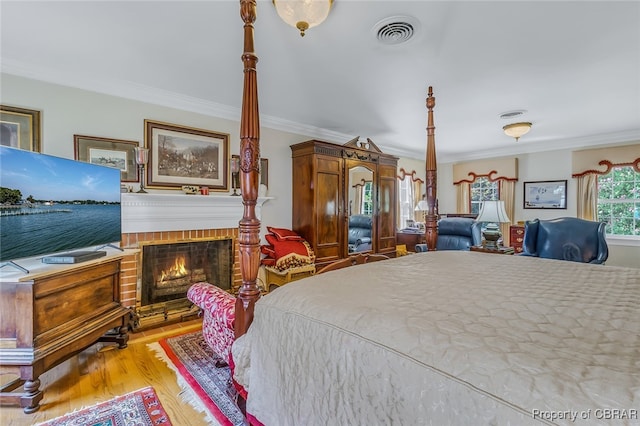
(0, 319, 214, 426)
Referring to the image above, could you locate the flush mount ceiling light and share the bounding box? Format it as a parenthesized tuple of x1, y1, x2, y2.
(503, 122, 532, 142)
(273, 0, 334, 37)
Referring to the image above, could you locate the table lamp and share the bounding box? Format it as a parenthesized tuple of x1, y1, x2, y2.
(475, 200, 511, 248)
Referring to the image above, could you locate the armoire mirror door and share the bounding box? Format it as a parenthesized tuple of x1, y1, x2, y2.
(346, 162, 375, 255)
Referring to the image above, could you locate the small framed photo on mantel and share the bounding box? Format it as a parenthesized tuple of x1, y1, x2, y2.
(523, 180, 567, 209)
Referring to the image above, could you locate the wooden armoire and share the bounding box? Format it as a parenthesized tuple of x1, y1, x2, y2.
(291, 138, 398, 266)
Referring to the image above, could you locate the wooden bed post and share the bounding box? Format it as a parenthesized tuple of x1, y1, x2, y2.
(424, 87, 438, 250)
(235, 0, 261, 339)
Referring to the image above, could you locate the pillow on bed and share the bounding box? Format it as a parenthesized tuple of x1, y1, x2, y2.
(266, 226, 303, 241)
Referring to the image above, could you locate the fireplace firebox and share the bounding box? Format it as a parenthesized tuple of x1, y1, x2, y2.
(137, 238, 233, 328)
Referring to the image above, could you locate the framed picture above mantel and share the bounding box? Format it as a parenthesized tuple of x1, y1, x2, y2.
(144, 120, 229, 191)
(523, 180, 567, 209)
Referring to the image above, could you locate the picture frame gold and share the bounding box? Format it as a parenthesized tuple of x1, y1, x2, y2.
(74, 135, 140, 182)
(0, 105, 41, 152)
(144, 120, 229, 191)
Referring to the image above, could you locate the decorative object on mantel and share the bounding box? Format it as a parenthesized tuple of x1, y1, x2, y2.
(144, 119, 229, 191)
(273, 0, 334, 37)
(503, 122, 532, 141)
(134, 146, 149, 193)
(475, 200, 511, 248)
(181, 185, 199, 195)
(230, 155, 240, 196)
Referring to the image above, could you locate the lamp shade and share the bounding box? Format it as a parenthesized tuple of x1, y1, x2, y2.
(503, 122, 532, 141)
(273, 0, 333, 37)
(476, 200, 511, 224)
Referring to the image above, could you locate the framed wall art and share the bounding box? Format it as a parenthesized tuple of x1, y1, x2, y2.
(74, 135, 140, 182)
(260, 158, 269, 187)
(523, 180, 567, 209)
(0, 105, 41, 152)
(144, 120, 229, 190)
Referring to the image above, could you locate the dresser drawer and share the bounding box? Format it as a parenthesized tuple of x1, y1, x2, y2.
(510, 225, 525, 253)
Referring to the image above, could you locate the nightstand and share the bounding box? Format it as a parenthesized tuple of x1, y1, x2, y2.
(396, 231, 426, 252)
(470, 246, 515, 255)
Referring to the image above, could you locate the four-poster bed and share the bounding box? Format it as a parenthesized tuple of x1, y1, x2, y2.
(230, 1, 640, 425)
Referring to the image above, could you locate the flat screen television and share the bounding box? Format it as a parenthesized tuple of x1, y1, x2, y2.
(0, 145, 122, 271)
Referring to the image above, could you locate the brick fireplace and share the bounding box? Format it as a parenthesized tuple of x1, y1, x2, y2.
(119, 193, 270, 330)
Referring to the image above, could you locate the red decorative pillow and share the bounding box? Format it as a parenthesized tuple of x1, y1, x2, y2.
(266, 226, 303, 241)
(264, 234, 315, 271)
(261, 257, 276, 266)
(260, 244, 276, 258)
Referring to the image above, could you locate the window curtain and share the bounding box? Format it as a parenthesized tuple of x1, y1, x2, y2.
(456, 183, 470, 214)
(412, 180, 423, 221)
(499, 179, 516, 246)
(572, 143, 640, 220)
(453, 157, 518, 215)
(396, 168, 424, 228)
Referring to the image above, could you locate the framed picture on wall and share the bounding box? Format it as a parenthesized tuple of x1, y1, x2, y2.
(523, 180, 567, 209)
(0, 105, 41, 152)
(144, 120, 229, 191)
(74, 135, 140, 182)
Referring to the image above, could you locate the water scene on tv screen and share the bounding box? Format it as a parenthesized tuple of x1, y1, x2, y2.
(0, 146, 121, 262)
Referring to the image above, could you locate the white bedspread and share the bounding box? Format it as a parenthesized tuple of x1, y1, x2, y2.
(232, 251, 640, 425)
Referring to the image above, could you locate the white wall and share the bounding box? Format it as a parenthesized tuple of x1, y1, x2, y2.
(0, 73, 307, 239)
(3, 74, 637, 267)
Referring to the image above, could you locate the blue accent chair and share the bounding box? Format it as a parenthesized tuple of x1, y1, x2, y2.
(521, 217, 608, 264)
(348, 214, 373, 253)
(415, 217, 482, 252)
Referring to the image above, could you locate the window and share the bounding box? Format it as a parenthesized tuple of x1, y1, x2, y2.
(470, 177, 499, 214)
(597, 166, 640, 236)
(398, 177, 415, 229)
(361, 181, 373, 216)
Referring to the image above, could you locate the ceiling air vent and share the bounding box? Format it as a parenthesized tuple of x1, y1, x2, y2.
(499, 110, 527, 119)
(373, 16, 419, 45)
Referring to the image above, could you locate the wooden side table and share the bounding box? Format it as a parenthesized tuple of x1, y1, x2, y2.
(396, 232, 426, 252)
(470, 246, 515, 255)
(510, 225, 525, 254)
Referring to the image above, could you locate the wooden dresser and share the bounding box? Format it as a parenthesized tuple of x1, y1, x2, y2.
(291, 139, 398, 266)
(510, 225, 525, 253)
(0, 254, 135, 413)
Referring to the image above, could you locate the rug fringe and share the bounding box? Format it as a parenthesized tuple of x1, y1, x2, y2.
(147, 342, 222, 426)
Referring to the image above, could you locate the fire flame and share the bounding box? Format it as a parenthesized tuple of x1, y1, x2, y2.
(158, 255, 188, 282)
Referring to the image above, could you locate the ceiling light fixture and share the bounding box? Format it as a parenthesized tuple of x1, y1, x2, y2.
(273, 0, 334, 37)
(503, 122, 532, 142)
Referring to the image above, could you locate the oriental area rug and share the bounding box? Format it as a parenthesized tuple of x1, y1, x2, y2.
(148, 330, 247, 426)
(37, 386, 172, 426)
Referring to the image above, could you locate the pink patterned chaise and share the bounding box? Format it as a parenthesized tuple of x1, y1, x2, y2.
(187, 282, 236, 366)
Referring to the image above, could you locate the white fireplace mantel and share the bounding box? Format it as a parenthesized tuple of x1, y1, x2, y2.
(121, 193, 273, 233)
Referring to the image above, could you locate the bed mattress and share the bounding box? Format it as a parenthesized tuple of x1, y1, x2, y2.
(232, 251, 640, 425)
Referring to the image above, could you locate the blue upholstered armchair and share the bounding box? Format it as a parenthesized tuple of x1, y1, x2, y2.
(348, 214, 373, 253)
(415, 217, 482, 252)
(521, 217, 608, 264)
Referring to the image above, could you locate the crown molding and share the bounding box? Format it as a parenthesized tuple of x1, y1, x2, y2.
(3, 59, 638, 163)
(1, 59, 355, 144)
